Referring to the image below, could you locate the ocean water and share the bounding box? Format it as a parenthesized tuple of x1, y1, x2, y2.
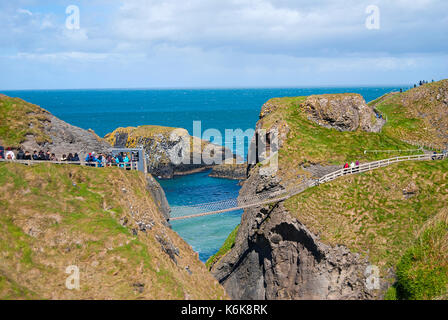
(2, 86, 402, 262)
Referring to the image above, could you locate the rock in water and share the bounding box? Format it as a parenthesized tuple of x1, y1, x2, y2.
(105, 125, 238, 179)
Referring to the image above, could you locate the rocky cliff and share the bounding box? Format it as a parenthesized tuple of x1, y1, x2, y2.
(210, 84, 448, 300)
(105, 126, 239, 179)
(0, 95, 111, 157)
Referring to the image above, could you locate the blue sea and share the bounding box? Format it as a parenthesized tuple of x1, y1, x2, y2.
(1, 86, 403, 262)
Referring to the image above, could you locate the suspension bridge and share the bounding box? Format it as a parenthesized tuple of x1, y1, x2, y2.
(168, 153, 447, 221)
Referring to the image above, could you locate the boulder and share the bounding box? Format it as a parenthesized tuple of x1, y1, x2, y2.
(301, 94, 384, 133)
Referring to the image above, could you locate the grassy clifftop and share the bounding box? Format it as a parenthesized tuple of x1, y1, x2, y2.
(0, 95, 52, 148)
(284, 160, 448, 299)
(0, 163, 227, 300)
(372, 80, 448, 150)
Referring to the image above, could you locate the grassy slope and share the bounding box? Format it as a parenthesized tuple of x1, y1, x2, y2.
(373, 80, 448, 150)
(205, 225, 239, 270)
(260, 96, 422, 184)
(0, 95, 52, 148)
(0, 163, 226, 300)
(284, 160, 448, 298)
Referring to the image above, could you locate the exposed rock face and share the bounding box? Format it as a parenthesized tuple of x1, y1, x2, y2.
(211, 166, 379, 300)
(30, 114, 111, 156)
(209, 163, 247, 180)
(146, 174, 171, 223)
(301, 94, 384, 133)
(105, 126, 238, 179)
(0, 95, 111, 157)
(210, 93, 391, 300)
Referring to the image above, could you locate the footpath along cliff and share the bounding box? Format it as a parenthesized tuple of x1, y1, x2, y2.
(209, 81, 448, 300)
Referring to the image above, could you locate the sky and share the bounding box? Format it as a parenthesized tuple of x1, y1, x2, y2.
(0, 0, 447, 90)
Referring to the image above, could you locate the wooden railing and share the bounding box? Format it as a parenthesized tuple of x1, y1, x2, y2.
(318, 153, 446, 184)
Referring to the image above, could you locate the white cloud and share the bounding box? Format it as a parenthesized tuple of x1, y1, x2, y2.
(17, 8, 33, 16)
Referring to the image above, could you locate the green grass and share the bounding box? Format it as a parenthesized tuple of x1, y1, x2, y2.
(258, 96, 423, 181)
(284, 159, 448, 278)
(206, 225, 240, 270)
(393, 222, 448, 300)
(0, 272, 41, 300)
(0, 96, 51, 147)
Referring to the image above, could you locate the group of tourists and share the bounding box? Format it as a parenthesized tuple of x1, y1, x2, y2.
(343, 160, 360, 174)
(84, 152, 133, 169)
(0, 147, 81, 162)
(0, 146, 136, 170)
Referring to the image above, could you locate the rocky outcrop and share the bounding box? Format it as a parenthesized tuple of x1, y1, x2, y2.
(301, 94, 384, 133)
(210, 93, 392, 300)
(33, 114, 111, 156)
(208, 163, 247, 180)
(211, 165, 380, 300)
(145, 174, 171, 223)
(0, 95, 111, 157)
(105, 126, 238, 179)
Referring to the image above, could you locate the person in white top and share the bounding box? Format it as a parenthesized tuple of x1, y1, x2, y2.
(5, 148, 15, 160)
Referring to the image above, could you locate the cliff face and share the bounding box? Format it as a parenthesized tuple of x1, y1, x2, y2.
(0, 162, 227, 300)
(211, 84, 448, 300)
(211, 166, 375, 300)
(0, 95, 111, 156)
(105, 126, 238, 179)
(208, 163, 247, 180)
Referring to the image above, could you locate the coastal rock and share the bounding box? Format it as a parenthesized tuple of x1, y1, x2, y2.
(146, 174, 171, 223)
(105, 126, 238, 179)
(301, 94, 384, 133)
(0, 95, 111, 157)
(208, 163, 247, 180)
(211, 166, 377, 300)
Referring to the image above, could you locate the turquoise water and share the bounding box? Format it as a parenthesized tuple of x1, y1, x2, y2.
(1, 86, 402, 262)
(157, 170, 242, 262)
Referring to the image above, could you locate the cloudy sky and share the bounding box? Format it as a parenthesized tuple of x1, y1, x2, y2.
(1, 0, 447, 89)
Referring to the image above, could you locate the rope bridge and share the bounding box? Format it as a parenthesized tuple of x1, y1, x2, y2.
(2, 153, 446, 221)
(169, 153, 447, 221)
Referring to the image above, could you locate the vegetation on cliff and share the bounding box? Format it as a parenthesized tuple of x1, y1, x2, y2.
(372, 80, 448, 150)
(0, 163, 227, 299)
(284, 160, 448, 299)
(0, 95, 52, 148)
(0, 94, 110, 156)
(206, 224, 239, 270)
